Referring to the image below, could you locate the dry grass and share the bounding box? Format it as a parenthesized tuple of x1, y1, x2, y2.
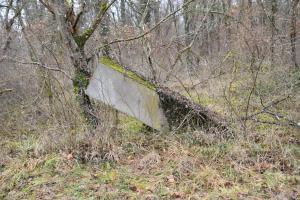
(1, 59, 299, 199)
(1, 112, 299, 199)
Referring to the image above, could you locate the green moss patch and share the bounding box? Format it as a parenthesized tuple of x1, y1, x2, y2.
(119, 114, 144, 134)
(74, 28, 93, 48)
(99, 57, 156, 90)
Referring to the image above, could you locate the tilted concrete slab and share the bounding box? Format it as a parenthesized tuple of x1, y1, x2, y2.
(86, 57, 169, 131)
(87, 57, 227, 132)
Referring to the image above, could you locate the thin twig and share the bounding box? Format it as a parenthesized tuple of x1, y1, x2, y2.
(0, 88, 13, 95)
(242, 95, 291, 120)
(1, 56, 72, 80)
(93, 0, 196, 55)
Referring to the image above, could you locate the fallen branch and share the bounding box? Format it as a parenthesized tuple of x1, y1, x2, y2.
(250, 118, 300, 129)
(241, 95, 291, 120)
(242, 94, 300, 129)
(0, 88, 13, 95)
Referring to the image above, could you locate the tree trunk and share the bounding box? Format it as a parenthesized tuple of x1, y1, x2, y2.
(183, 0, 191, 46)
(153, 0, 160, 34)
(51, 0, 99, 127)
(183, 0, 193, 71)
(2, 0, 22, 52)
(270, 0, 277, 67)
(238, 0, 246, 25)
(120, 0, 126, 25)
(222, 0, 232, 50)
(73, 60, 98, 127)
(139, 0, 151, 25)
(99, 3, 110, 57)
(248, 0, 254, 29)
(290, 0, 300, 70)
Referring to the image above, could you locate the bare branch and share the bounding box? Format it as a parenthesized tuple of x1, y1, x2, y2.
(74, 0, 117, 48)
(242, 95, 292, 120)
(39, 0, 55, 15)
(1, 56, 72, 80)
(72, 2, 85, 31)
(0, 88, 13, 95)
(0, 4, 9, 8)
(92, 0, 196, 58)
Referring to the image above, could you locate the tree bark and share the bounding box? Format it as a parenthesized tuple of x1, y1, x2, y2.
(290, 0, 299, 70)
(120, 0, 126, 24)
(48, 0, 116, 127)
(183, 0, 193, 71)
(99, 0, 110, 57)
(270, 0, 277, 67)
(153, 0, 160, 34)
(2, 0, 23, 52)
(222, 0, 232, 50)
(139, 0, 151, 25)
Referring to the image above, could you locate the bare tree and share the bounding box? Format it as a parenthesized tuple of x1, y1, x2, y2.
(1, 0, 23, 52)
(38, 0, 117, 126)
(270, 0, 277, 67)
(290, 0, 299, 70)
(120, 0, 126, 24)
(139, 0, 151, 25)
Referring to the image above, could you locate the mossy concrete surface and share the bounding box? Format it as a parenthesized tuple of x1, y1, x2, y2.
(99, 57, 156, 90)
(87, 57, 227, 132)
(87, 57, 169, 131)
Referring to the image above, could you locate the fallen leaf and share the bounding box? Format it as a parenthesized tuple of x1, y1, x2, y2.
(66, 154, 73, 160)
(129, 185, 138, 192)
(166, 175, 175, 183)
(171, 192, 182, 198)
(224, 181, 233, 188)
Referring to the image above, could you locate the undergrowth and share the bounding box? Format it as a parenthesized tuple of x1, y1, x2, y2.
(1, 112, 299, 199)
(1, 62, 299, 199)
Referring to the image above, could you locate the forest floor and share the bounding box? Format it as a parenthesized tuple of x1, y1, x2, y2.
(1, 77, 300, 199)
(1, 116, 299, 199)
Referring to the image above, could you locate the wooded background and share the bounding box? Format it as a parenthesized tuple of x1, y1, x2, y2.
(0, 1, 300, 199)
(1, 0, 299, 130)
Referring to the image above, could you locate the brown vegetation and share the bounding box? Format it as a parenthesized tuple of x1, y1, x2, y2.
(0, 0, 299, 199)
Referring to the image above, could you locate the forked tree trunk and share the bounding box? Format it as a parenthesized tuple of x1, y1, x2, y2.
(73, 55, 98, 127)
(51, 0, 100, 127)
(139, 0, 151, 25)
